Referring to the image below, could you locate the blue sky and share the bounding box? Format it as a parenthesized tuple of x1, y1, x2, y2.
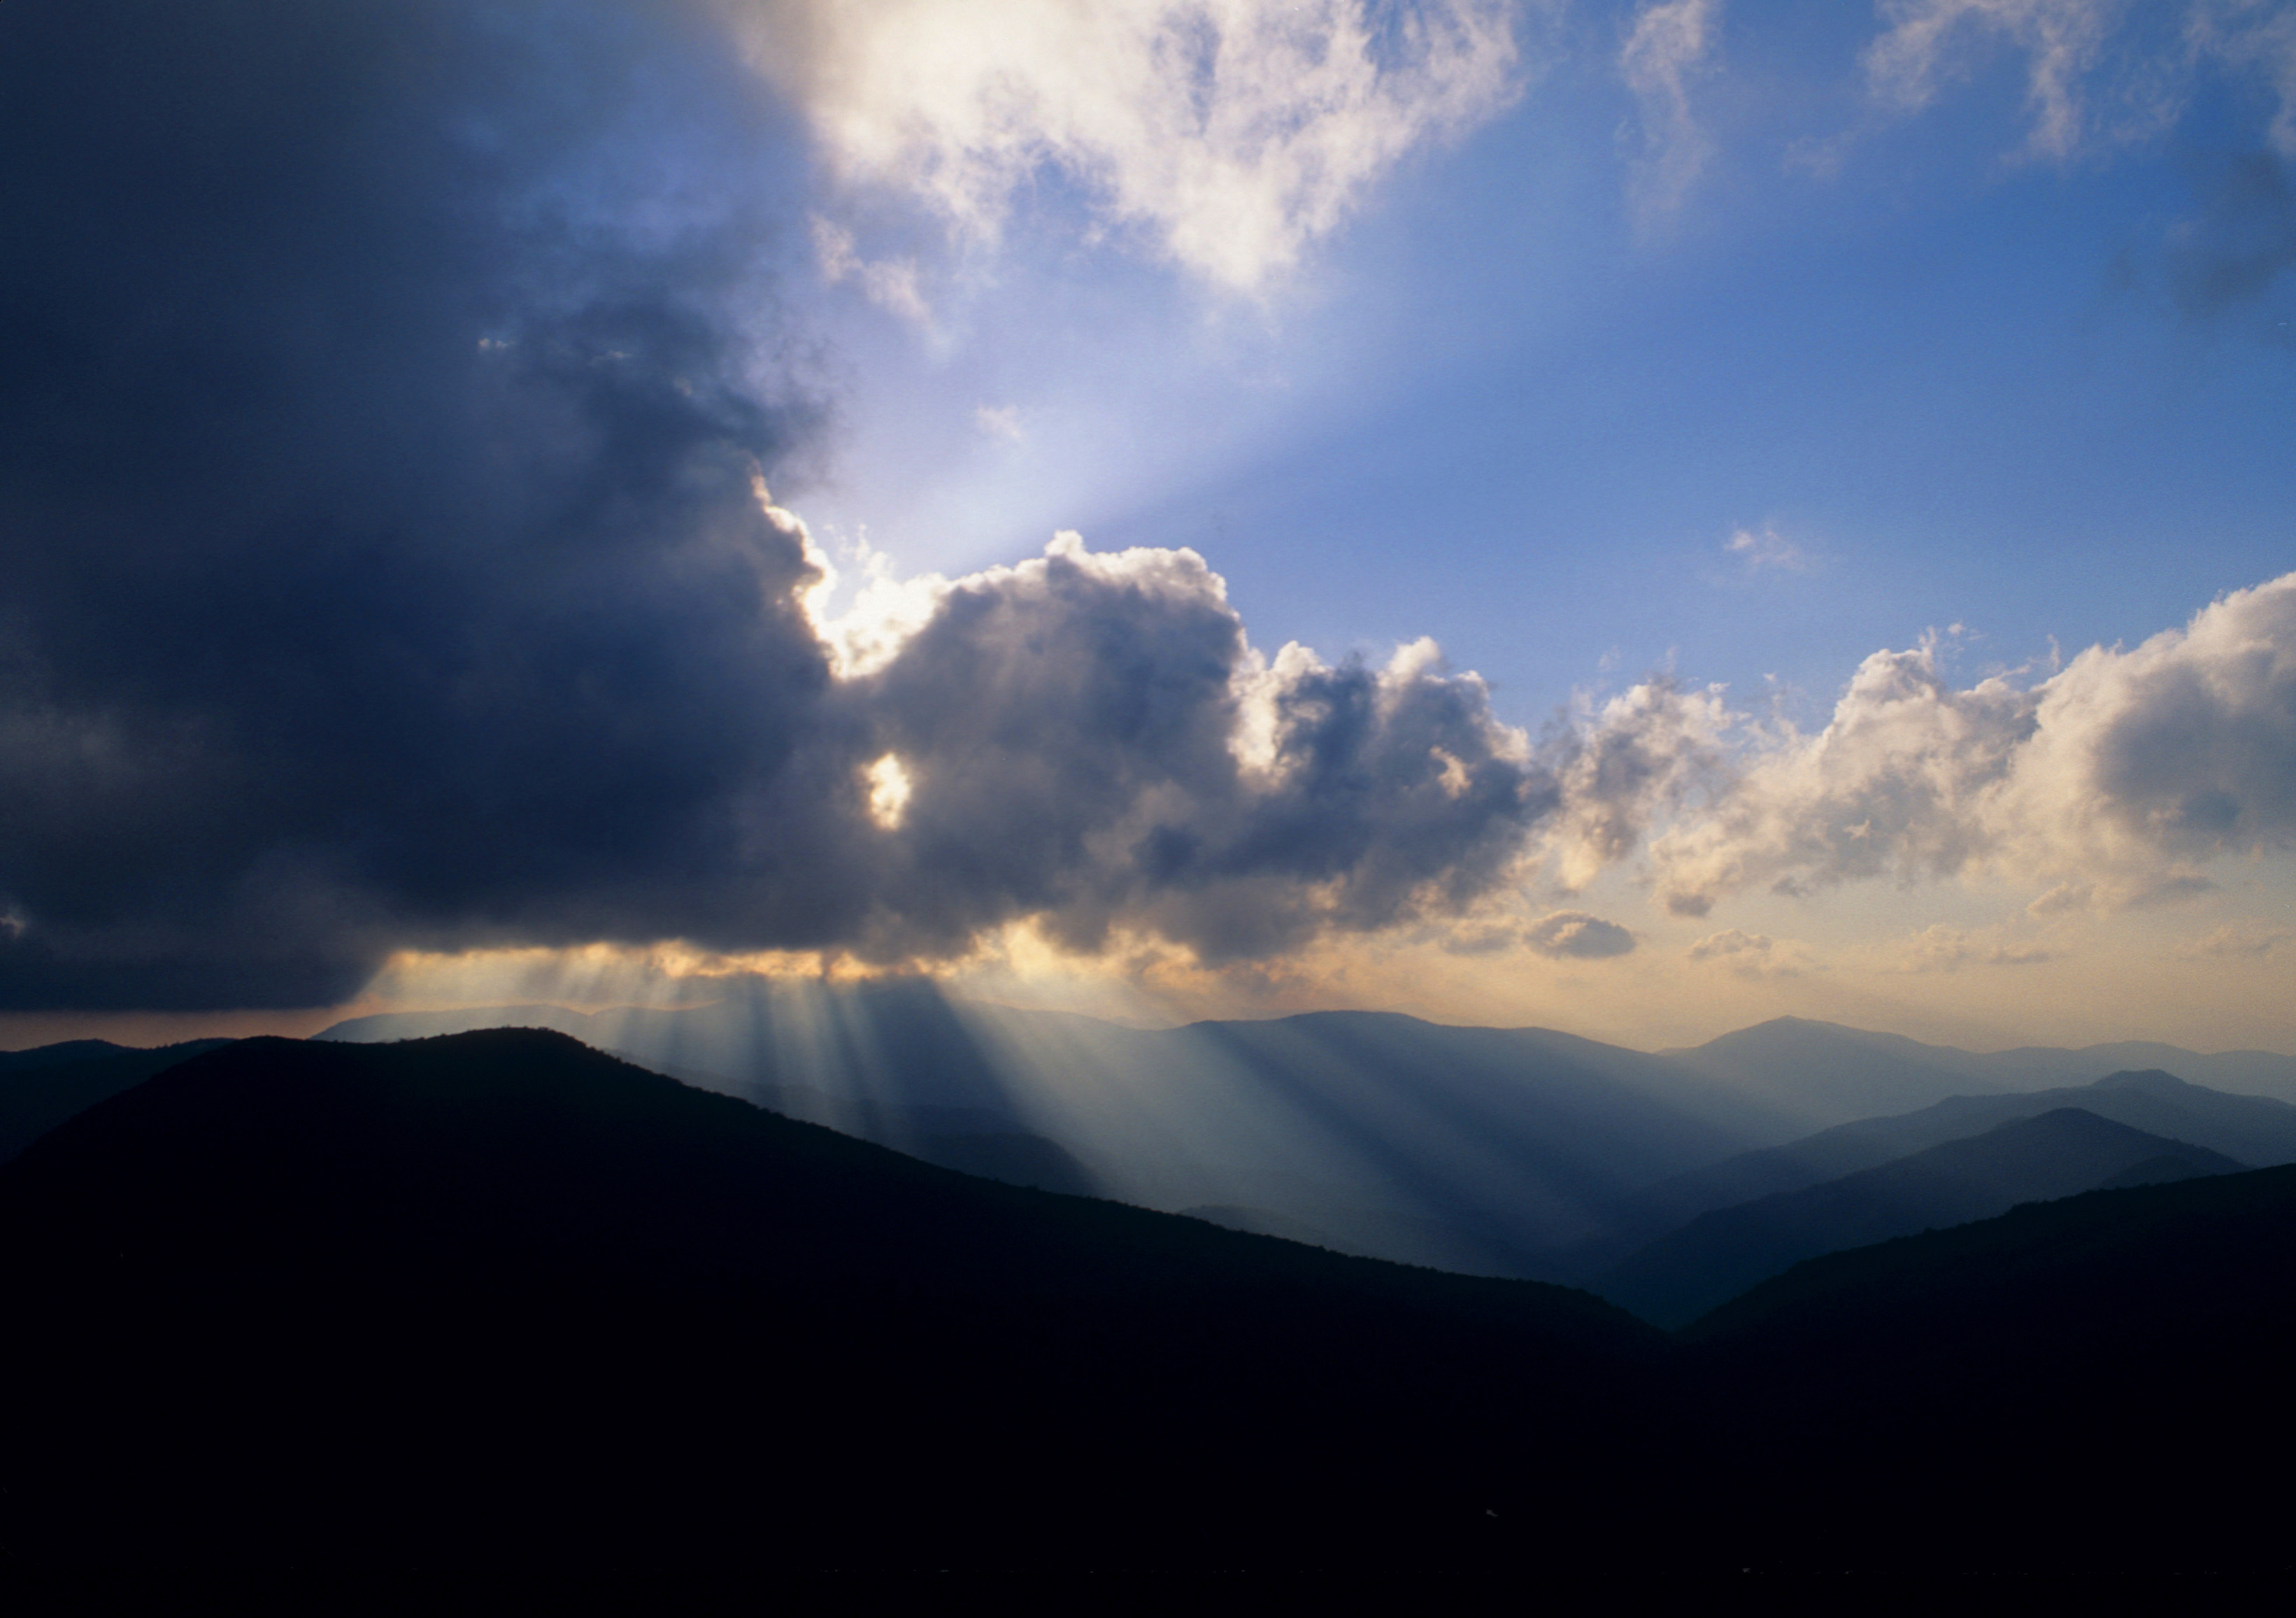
(3, 1, 2293, 1053)
(794, 0, 2295, 714)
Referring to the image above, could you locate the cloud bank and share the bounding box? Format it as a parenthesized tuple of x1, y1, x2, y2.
(1631, 573, 2296, 916)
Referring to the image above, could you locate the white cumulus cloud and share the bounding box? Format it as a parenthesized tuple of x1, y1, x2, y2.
(1635, 571, 2296, 917)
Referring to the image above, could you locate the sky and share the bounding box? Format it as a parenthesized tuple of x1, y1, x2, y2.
(3, 0, 2294, 1054)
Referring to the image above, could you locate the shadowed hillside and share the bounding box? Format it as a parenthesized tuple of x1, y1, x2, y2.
(1687, 1165, 2296, 1568)
(0, 1030, 1681, 1570)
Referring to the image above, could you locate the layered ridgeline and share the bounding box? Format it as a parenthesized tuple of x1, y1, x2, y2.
(4, 1028, 2293, 1570)
(318, 987, 2296, 1284)
(1568, 1064, 2296, 1274)
(1595, 1106, 2247, 1328)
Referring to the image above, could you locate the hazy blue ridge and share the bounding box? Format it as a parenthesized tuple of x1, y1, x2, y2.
(1563, 1065, 2296, 1277)
(1596, 1107, 2244, 1328)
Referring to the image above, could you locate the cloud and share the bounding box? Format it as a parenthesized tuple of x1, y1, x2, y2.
(1888, 923, 2056, 971)
(848, 541, 1557, 963)
(2173, 921, 2294, 959)
(2163, 150, 2296, 316)
(810, 213, 932, 323)
(0, 1, 1560, 1010)
(1637, 572, 2296, 917)
(1861, 0, 2160, 159)
(1859, 1, 2296, 163)
(1685, 928, 1811, 977)
(1620, 0, 1722, 223)
(1521, 910, 1637, 958)
(974, 404, 1029, 445)
(2189, 0, 2296, 159)
(1543, 677, 1732, 890)
(740, 0, 1524, 291)
(1725, 522, 1811, 572)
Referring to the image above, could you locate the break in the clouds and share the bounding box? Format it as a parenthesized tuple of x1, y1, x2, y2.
(0, 0, 1550, 1009)
(741, 0, 1523, 290)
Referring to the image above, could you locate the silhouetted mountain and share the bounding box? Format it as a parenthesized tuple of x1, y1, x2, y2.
(0, 1038, 141, 1072)
(1685, 1165, 2296, 1567)
(0, 1039, 232, 1162)
(0, 1030, 1678, 1569)
(1598, 1108, 2244, 1327)
(1555, 1065, 2296, 1275)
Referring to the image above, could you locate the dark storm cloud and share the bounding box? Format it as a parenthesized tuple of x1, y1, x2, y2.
(0, 1, 1560, 1009)
(0, 0, 853, 1007)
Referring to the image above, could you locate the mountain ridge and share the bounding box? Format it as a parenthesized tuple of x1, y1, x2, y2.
(1597, 1105, 2245, 1327)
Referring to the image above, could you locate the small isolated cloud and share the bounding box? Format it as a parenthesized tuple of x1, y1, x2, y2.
(1725, 522, 1810, 572)
(810, 215, 932, 325)
(2173, 921, 2294, 960)
(749, 1, 1525, 292)
(1620, 0, 1723, 225)
(1437, 919, 1531, 956)
(1891, 923, 2056, 972)
(1893, 923, 1974, 972)
(974, 404, 1027, 446)
(1522, 910, 1637, 959)
(1686, 928, 1810, 978)
(2026, 880, 2092, 918)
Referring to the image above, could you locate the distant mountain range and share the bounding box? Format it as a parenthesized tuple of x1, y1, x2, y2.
(5, 1028, 2293, 1570)
(314, 989, 2296, 1282)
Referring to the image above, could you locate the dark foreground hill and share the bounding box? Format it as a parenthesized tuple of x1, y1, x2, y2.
(0, 1031, 1678, 1570)
(1599, 1107, 2246, 1327)
(1689, 1165, 2296, 1568)
(10, 1030, 2295, 1573)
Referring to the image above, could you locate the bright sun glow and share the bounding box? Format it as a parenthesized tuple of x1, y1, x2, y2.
(865, 753, 913, 830)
